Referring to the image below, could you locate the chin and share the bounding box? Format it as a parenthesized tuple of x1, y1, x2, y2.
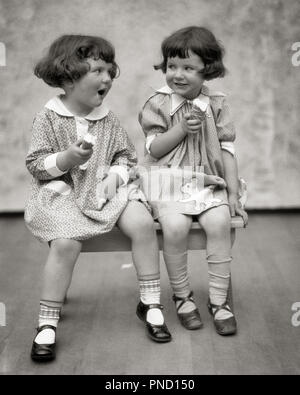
(95, 98, 104, 107)
(172, 86, 190, 97)
(173, 87, 187, 95)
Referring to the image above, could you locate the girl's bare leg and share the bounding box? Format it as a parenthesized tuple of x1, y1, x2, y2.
(118, 201, 172, 342)
(42, 239, 82, 302)
(118, 201, 160, 278)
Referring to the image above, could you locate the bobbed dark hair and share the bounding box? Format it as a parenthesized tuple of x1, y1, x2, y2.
(154, 26, 226, 80)
(34, 34, 119, 88)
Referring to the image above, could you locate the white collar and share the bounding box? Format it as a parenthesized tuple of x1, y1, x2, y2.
(45, 95, 109, 120)
(155, 85, 210, 116)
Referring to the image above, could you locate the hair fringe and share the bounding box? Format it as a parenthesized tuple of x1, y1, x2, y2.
(154, 26, 226, 81)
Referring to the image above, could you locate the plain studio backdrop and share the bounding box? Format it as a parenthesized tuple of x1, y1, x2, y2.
(0, 0, 300, 210)
(0, 0, 300, 376)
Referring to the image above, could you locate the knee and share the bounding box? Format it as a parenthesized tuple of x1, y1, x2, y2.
(204, 209, 231, 237)
(161, 219, 190, 244)
(128, 214, 156, 239)
(51, 239, 81, 257)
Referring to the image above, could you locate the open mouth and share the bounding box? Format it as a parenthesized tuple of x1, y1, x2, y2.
(97, 89, 106, 96)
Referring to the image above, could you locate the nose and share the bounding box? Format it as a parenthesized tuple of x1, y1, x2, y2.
(174, 68, 183, 80)
(102, 70, 112, 83)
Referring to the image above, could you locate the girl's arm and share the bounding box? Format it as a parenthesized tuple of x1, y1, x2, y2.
(97, 117, 138, 206)
(109, 121, 138, 177)
(26, 112, 93, 179)
(222, 150, 248, 225)
(140, 95, 200, 159)
(215, 96, 248, 224)
(149, 122, 186, 159)
(26, 112, 66, 180)
(96, 172, 123, 206)
(147, 115, 202, 159)
(222, 150, 239, 198)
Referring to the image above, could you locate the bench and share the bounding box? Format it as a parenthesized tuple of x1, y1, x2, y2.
(82, 216, 245, 309)
(82, 216, 245, 252)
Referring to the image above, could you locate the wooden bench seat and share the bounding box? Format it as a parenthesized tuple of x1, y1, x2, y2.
(82, 216, 245, 252)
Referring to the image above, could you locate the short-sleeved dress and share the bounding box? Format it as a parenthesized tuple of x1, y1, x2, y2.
(25, 96, 147, 242)
(138, 85, 239, 219)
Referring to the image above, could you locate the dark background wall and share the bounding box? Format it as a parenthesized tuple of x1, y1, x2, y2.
(0, 0, 300, 211)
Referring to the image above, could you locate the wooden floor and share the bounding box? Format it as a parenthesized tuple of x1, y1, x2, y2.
(0, 213, 299, 375)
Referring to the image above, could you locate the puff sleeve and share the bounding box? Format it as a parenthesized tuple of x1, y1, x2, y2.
(139, 94, 169, 154)
(213, 96, 236, 156)
(215, 97, 236, 142)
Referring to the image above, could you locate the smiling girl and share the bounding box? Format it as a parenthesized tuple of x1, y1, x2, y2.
(139, 26, 247, 336)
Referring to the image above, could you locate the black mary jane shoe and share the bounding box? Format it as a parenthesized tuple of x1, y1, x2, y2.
(136, 301, 172, 343)
(207, 300, 237, 336)
(173, 292, 203, 330)
(31, 325, 56, 362)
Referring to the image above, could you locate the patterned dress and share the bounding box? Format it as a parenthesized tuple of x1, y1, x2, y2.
(25, 96, 146, 242)
(138, 85, 239, 219)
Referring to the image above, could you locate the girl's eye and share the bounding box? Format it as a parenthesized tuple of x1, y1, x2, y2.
(167, 64, 176, 70)
(94, 68, 115, 79)
(185, 67, 193, 71)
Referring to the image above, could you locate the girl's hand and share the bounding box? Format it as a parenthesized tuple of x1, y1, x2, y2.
(228, 193, 248, 227)
(204, 174, 227, 189)
(96, 173, 121, 209)
(59, 139, 93, 170)
(181, 113, 202, 135)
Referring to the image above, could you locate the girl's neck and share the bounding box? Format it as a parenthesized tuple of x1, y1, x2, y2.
(60, 94, 93, 118)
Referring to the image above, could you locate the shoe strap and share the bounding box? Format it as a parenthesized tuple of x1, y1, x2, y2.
(173, 291, 195, 311)
(36, 325, 57, 333)
(209, 302, 232, 317)
(145, 304, 164, 311)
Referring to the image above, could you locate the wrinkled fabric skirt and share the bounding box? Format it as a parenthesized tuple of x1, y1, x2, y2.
(25, 179, 150, 242)
(138, 168, 246, 219)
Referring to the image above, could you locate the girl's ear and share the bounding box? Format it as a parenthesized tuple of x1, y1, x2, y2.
(63, 80, 74, 91)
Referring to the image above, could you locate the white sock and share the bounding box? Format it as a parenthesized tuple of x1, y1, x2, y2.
(163, 251, 196, 314)
(35, 328, 56, 345)
(139, 278, 164, 325)
(146, 309, 164, 326)
(35, 301, 62, 345)
(208, 260, 234, 321)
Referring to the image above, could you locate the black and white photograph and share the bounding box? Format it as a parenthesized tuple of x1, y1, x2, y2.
(0, 0, 299, 377)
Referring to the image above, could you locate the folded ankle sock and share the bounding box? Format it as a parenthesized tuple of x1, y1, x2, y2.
(139, 276, 164, 325)
(208, 257, 233, 321)
(35, 300, 63, 345)
(163, 252, 196, 314)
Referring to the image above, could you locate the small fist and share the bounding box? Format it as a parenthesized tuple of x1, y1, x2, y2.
(181, 113, 202, 134)
(66, 138, 94, 167)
